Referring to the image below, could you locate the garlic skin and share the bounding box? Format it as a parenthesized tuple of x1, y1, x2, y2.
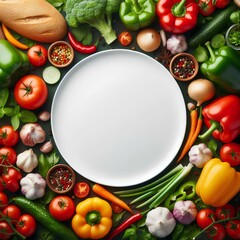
(17, 149, 38, 173)
(173, 200, 198, 225)
(188, 143, 213, 168)
(20, 123, 46, 146)
(167, 35, 188, 54)
(20, 173, 46, 200)
(146, 207, 176, 238)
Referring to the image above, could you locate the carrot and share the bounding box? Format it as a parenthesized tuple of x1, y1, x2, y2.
(92, 183, 133, 214)
(2, 24, 29, 50)
(177, 107, 198, 163)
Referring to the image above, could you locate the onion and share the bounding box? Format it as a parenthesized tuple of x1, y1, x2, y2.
(187, 79, 215, 106)
(137, 28, 161, 52)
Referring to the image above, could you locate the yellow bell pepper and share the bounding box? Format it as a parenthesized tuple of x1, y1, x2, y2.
(196, 158, 240, 207)
(71, 197, 112, 239)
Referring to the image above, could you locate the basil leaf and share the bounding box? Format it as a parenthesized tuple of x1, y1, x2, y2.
(19, 110, 38, 123)
(112, 211, 126, 227)
(3, 107, 15, 117)
(122, 227, 137, 239)
(0, 88, 9, 107)
(0, 108, 4, 118)
(11, 115, 20, 130)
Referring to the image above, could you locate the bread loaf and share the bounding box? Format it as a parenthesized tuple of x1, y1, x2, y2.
(0, 0, 67, 43)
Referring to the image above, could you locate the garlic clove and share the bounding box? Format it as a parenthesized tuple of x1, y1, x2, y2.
(38, 111, 51, 121)
(40, 141, 53, 153)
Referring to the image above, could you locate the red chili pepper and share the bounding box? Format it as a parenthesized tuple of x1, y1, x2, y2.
(198, 95, 240, 143)
(67, 32, 97, 54)
(106, 213, 143, 240)
(156, 0, 199, 34)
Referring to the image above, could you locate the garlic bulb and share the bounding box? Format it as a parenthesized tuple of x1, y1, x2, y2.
(16, 149, 38, 173)
(20, 173, 46, 200)
(20, 123, 46, 146)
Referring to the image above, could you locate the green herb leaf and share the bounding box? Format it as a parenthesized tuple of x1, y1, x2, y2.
(11, 115, 20, 130)
(0, 108, 4, 118)
(0, 88, 9, 107)
(112, 211, 126, 227)
(71, 26, 93, 45)
(3, 107, 15, 117)
(122, 227, 137, 239)
(19, 110, 38, 123)
(47, 0, 66, 11)
(194, 45, 209, 62)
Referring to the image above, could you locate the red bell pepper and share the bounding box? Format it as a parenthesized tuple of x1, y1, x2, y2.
(198, 95, 240, 143)
(156, 0, 199, 34)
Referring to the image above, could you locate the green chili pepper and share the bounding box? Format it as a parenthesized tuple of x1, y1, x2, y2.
(172, 223, 184, 240)
(200, 41, 240, 93)
(0, 39, 30, 87)
(119, 0, 156, 31)
(164, 180, 196, 210)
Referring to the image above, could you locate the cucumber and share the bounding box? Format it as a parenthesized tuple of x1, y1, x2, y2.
(42, 66, 61, 85)
(188, 3, 238, 48)
(13, 196, 78, 240)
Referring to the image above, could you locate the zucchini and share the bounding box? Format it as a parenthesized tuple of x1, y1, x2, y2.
(188, 3, 238, 48)
(13, 196, 78, 240)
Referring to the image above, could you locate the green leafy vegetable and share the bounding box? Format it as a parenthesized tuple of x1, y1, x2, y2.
(47, 0, 66, 11)
(193, 45, 209, 63)
(71, 26, 93, 45)
(211, 34, 225, 49)
(122, 225, 156, 240)
(65, 0, 121, 44)
(0, 88, 9, 107)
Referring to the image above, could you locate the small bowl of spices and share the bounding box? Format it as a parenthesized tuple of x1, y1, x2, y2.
(169, 53, 199, 81)
(48, 41, 74, 68)
(46, 164, 76, 194)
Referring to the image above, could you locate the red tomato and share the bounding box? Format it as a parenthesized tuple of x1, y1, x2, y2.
(74, 182, 90, 198)
(226, 220, 240, 239)
(207, 223, 226, 240)
(2, 204, 21, 222)
(111, 202, 124, 214)
(215, 204, 236, 220)
(220, 142, 240, 167)
(16, 214, 36, 237)
(213, 0, 231, 8)
(0, 126, 19, 147)
(2, 167, 22, 192)
(198, 0, 216, 16)
(0, 221, 14, 240)
(27, 44, 48, 67)
(118, 31, 133, 46)
(14, 75, 48, 110)
(0, 192, 8, 209)
(0, 147, 17, 166)
(49, 196, 75, 221)
(196, 208, 216, 229)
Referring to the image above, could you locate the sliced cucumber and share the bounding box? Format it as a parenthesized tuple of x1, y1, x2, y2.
(42, 66, 61, 85)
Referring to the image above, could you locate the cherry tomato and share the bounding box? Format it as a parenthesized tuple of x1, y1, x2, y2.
(0, 126, 19, 147)
(0, 147, 17, 166)
(16, 214, 36, 237)
(0, 192, 8, 209)
(207, 223, 226, 240)
(118, 31, 133, 46)
(14, 75, 48, 110)
(215, 204, 236, 220)
(226, 220, 240, 239)
(198, 0, 216, 16)
(49, 196, 75, 221)
(220, 142, 240, 167)
(2, 204, 21, 222)
(0, 221, 14, 240)
(196, 208, 216, 229)
(74, 182, 90, 198)
(111, 202, 124, 214)
(2, 167, 22, 192)
(213, 0, 231, 8)
(27, 44, 48, 67)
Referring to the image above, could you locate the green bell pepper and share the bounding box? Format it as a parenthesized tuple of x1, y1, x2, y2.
(119, 0, 156, 31)
(0, 39, 30, 88)
(200, 41, 240, 93)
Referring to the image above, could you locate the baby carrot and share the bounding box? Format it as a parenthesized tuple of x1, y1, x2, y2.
(177, 106, 198, 163)
(92, 183, 133, 214)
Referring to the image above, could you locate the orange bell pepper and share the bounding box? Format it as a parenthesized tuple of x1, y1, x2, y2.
(71, 197, 112, 239)
(196, 158, 240, 207)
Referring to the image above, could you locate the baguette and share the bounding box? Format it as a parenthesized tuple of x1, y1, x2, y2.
(0, 25, 5, 39)
(0, 0, 67, 43)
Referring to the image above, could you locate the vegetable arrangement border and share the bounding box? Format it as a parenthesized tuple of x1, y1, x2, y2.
(0, 0, 240, 240)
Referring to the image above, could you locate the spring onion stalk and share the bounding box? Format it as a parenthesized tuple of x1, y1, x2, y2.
(114, 164, 184, 195)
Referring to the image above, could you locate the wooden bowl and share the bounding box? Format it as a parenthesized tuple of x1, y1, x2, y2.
(48, 41, 74, 68)
(169, 53, 199, 81)
(46, 164, 76, 194)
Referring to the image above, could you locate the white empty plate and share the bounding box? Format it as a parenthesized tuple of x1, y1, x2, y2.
(51, 49, 186, 187)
